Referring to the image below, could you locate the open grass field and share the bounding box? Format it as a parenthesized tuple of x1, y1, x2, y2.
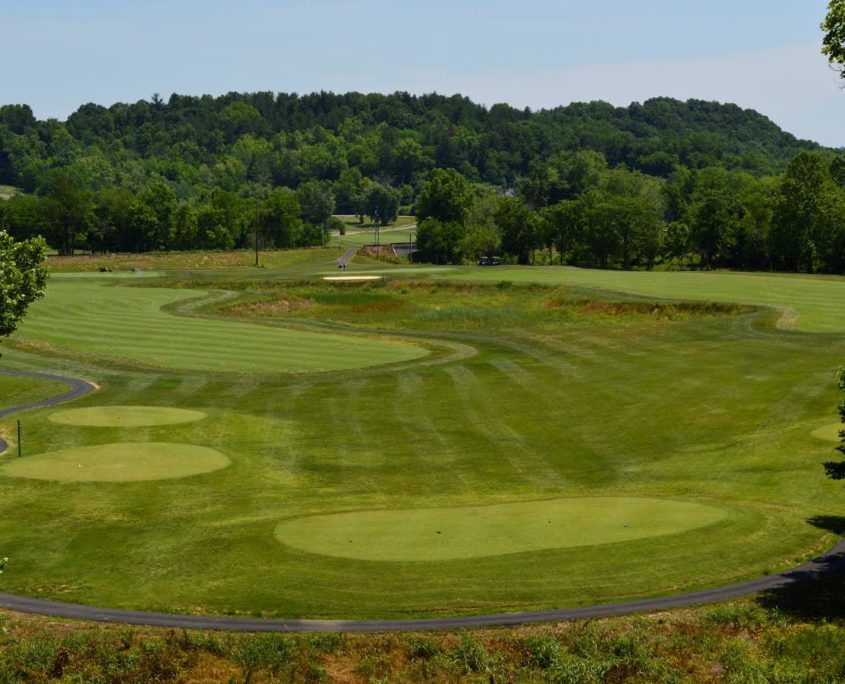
(11, 277, 428, 373)
(46, 245, 346, 273)
(0, 256, 844, 620)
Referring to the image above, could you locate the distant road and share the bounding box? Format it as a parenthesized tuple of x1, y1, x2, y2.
(335, 246, 358, 267)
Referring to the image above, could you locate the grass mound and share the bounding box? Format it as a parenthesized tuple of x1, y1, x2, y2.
(49, 406, 207, 427)
(0, 443, 230, 482)
(274, 497, 727, 562)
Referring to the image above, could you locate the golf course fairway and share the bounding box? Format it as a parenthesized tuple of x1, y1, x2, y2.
(274, 497, 728, 561)
(13, 277, 428, 372)
(0, 261, 843, 619)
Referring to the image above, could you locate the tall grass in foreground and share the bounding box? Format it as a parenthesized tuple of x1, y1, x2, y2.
(3, 591, 845, 682)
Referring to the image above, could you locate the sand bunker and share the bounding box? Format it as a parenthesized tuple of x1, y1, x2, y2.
(49, 406, 207, 428)
(0, 442, 230, 482)
(322, 275, 384, 282)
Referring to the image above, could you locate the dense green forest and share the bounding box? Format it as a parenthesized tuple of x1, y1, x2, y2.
(0, 91, 843, 271)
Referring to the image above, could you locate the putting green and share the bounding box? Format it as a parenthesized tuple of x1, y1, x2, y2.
(274, 497, 727, 562)
(0, 443, 229, 482)
(49, 406, 207, 427)
(811, 423, 842, 442)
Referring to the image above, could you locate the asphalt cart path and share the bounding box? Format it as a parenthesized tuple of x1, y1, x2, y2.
(0, 368, 97, 454)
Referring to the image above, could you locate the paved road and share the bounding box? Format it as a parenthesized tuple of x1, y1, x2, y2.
(1, 537, 843, 632)
(1, 367, 843, 632)
(0, 368, 96, 454)
(334, 246, 358, 267)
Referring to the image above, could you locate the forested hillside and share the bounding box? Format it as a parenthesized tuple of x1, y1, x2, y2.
(0, 91, 843, 272)
(0, 92, 820, 193)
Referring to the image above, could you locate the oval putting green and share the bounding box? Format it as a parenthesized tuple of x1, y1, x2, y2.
(49, 406, 207, 428)
(0, 443, 230, 482)
(811, 423, 842, 442)
(274, 497, 728, 562)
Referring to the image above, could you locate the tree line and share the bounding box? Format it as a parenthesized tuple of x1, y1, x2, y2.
(0, 171, 405, 254)
(0, 91, 843, 270)
(0, 93, 818, 199)
(413, 151, 845, 273)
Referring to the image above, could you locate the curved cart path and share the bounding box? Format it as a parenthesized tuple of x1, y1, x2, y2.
(1, 367, 843, 632)
(0, 368, 97, 454)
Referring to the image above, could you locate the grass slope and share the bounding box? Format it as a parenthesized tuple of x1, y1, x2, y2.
(12, 278, 428, 372)
(0, 374, 68, 413)
(0, 263, 842, 618)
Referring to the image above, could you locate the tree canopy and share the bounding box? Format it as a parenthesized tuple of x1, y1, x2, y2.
(0, 230, 48, 337)
(0, 91, 841, 272)
(822, 0, 845, 77)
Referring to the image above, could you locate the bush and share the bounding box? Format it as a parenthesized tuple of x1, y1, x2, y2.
(407, 636, 441, 660)
(452, 634, 488, 673)
(524, 634, 562, 669)
(326, 216, 346, 235)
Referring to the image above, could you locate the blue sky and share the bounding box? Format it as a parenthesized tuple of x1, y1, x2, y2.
(2, 0, 842, 146)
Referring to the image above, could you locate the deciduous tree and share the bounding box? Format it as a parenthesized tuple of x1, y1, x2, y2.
(364, 183, 400, 226)
(296, 180, 334, 227)
(770, 152, 844, 273)
(42, 171, 94, 256)
(262, 188, 302, 248)
(822, 0, 845, 78)
(0, 230, 48, 337)
(496, 196, 539, 265)
(416, 168, 474, 225)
